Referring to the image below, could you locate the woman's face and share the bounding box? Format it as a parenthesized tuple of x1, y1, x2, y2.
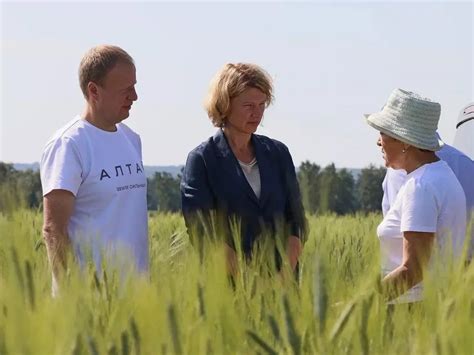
(225, 87, 267, 135)
(377, 132, 406, 169)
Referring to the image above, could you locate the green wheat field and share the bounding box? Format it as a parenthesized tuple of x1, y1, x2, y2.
(1, 210, 473, 354)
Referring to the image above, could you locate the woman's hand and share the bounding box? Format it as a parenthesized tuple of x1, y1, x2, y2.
(224, 243, 239, 278)
(382, 231, 434, 300)
(287, 235, 302, 271)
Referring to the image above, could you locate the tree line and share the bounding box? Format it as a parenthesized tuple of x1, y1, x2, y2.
(0, 162, 386, 215)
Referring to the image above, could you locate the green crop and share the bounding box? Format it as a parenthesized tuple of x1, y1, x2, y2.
(0, 210, 473, 354)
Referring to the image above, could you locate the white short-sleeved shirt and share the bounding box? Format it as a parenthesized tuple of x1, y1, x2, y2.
(40, 116, 149, 273)
(381, 168, 407, 216)
(378, 161, 466, 303)
(382, 143, 474, 256)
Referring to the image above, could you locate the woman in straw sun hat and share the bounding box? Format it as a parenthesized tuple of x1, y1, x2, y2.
(365, 88, 467, 304)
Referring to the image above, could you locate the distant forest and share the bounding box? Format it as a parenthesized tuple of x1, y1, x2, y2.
(0, 162, 386, 215)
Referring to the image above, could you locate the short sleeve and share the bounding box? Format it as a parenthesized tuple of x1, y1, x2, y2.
(40, 136, 83, 197)
(400, 179, 438, 233)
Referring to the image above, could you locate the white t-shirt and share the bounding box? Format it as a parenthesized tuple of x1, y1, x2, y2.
(378, 161, 466, 303)
(382, 168, 407, 216)
(40, 116, 149, 274)
(382, 143, 474, 255)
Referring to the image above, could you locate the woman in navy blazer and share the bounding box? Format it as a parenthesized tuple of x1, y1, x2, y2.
(181, 63, 306, 275)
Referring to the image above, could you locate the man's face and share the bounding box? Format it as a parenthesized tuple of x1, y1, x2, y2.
(96, 62, 138, 124)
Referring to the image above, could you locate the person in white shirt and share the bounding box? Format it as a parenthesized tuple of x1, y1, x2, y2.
(40, 45, 148, 296)
(366, 88, 466, 303)
(382, 138, 474, 258)
(453, 102, 474, 160)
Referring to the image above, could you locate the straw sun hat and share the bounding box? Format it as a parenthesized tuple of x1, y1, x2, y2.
(365, 88, 442, 151)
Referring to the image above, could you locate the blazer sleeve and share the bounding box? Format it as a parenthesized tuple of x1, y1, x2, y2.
(278, 143, 307, 241)
(181, 150, 214, 212)
(181, 149, 216, 246)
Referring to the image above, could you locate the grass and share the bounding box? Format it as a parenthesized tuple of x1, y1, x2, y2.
(0, 210, 473, 354)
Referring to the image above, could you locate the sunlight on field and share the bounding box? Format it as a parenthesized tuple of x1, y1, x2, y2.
(1, 211, 473, 354)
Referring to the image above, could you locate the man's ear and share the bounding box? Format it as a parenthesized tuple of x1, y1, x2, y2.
(87, 82, 99, 101)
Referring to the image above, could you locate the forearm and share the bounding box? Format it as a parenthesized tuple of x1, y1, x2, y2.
(43, 228, 70, 279)
(382, 264, 421, 300)
(42, 189, 75, 287)
(381, 231, 433, 300)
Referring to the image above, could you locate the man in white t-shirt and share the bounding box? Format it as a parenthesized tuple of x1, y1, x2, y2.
(40, 45, 148, 295)
(383, 136, 474, 258)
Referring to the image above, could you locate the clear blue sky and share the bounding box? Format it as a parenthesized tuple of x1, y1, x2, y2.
(1, 1, 473, 168)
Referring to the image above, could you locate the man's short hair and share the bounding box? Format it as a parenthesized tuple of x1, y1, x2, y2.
(204, 63, 274, 127)
(79, 45, 134, 99)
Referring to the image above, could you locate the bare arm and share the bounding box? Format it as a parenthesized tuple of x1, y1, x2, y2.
(42, 189, 75, 283)
(382, 231, 434, 300)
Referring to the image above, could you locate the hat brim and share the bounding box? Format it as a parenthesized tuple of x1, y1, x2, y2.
(364, 112, 441, 151)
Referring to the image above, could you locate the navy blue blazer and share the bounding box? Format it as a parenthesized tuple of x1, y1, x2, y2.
(181, 129, 306, 256)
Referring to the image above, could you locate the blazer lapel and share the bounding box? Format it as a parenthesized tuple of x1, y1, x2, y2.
(252, 134, 273, 207)
(212, 129, 260, 206)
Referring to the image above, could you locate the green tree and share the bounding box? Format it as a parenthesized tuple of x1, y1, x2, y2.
(356, 164, 386, 213)
(147, 172, 181, 212)
(334, 169, 356, 215)
(0, 162, 28, 212)
(297, 161, 321, 214)
(319, 163, 338, 214)
(0, 162, 15, 183)
(15, 170, 42, 209)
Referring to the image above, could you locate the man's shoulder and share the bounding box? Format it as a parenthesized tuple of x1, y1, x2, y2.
(44, 116, 86, 147)
(437, 143, 472, 164)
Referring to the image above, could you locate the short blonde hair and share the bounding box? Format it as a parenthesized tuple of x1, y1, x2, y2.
(78, 45, 134, 99)
(204, 63, 274, 127)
